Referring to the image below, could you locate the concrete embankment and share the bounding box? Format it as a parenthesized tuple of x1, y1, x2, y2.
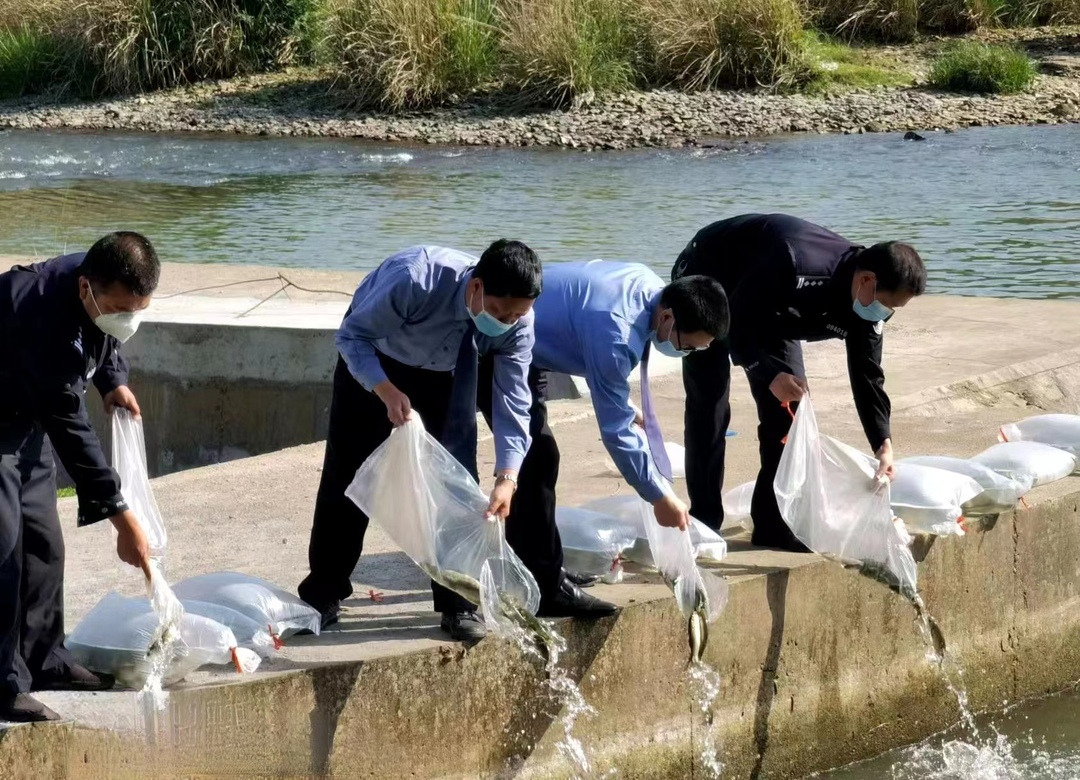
(2, 269, 1080, 778)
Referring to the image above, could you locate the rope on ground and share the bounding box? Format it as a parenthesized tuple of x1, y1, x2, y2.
(156, 272, 354, 318)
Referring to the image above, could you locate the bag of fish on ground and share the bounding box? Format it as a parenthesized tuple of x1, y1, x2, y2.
(999, 414, 1080, 456)
(555, 506, 639, 584)
(888, 460, 984, 537)
(173, 572, 321, 641)
(346, 416, 540, 636)
(900, 456, 1031, 517)
(973, 441, 1077, 488)
(774, 396, 918, 599)
(66, 588, 261, 690)
(563, 495, 728, 574)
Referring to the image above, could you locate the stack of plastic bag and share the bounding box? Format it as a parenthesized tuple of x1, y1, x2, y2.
(774, 396, 918, 595)
(66, 593, 260, 690)
(180, 600, 280, 657)
(173, 572, 321, 639)
(554, 507, 638, 583)
(889, 462, 983, 537)
(346, 416, 540, 633)
(973, 442, 1077, 488)
(900, 456, 1031, 516)
(722, 481, 755, 532)
(999, 414, 1080, 456)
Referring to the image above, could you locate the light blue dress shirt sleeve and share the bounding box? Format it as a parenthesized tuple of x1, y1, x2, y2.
(489, 313, 535, 473)
(581, 316, 666, 503)
(335, 261, 418, 391)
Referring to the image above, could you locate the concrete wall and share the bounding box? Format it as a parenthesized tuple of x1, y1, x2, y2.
(6, 485, 1080, 780)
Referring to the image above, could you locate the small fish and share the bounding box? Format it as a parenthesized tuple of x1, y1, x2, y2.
(852, 560, 947, 658)
(421, 564, 482, 607)
(663, 572, 711, 665)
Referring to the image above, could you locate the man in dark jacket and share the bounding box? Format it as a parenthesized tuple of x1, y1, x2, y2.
(0, 232, 156, 722)
(672, 213, 927, 550)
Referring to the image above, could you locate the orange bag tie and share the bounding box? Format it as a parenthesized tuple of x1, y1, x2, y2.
(269, 625, 283, 650)
(231, 647, 243, 674)
(780, 402, 796, 445)
(368, 589, 385, 603)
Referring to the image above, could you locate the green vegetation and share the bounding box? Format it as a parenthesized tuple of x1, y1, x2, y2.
(928, 40, 1037, 92)
(0, 0, 1064, 105)
(801, 31, 915, 93)
(58, 487, 76, 498)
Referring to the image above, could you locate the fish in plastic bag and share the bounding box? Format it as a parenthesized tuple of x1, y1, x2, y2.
(722, 481, 755, 532)
(346, 416, 541, 628)
(66, 594, 259, 690)
(999, 414, 1080, 456)
(637, 489, 729, 665)
(774, 396, 945, 657)
(973, 441, 1077, 488)
(577, 495, 728, 567)
(172, 572, 321, 638)
(555, 507, 639, 583)
(180, 600, 281, 657)
(900, 455, 1030, 516)
(111, 409, 168, 560)
(889, 462, 983, 537)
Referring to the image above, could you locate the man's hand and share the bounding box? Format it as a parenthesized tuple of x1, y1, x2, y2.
(652, 493, 690, 531)
(373, 381, 413, 427)
(110, 510, 151, 578)
(103, 385, 141, 418)
(486, 474, 517, 521)
(629, 401, 644, 430)
(769, 373, 808, 404)
(875, 439, 896, 481)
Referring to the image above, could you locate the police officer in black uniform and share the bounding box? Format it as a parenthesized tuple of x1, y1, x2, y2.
(672, 213, 927, 550)
(0, 232, 157, 722)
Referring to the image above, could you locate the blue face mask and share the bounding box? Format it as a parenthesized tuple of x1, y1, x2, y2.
(853, 280, 894, 322)
(469, 289, 515, 337)
(650, 317, 693, 359)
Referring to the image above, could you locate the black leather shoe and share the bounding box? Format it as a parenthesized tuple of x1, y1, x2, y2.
(440, 611, 486, 644)
(1, 693, 62, 723)
(295, 600, 341, 635)
(33, 663, 114, 693)
(564, 570, 601, 589)
(538, 578, 617, 619)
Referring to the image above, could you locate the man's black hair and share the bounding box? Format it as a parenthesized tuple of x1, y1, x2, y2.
(474, 239, 542, 299)
(80, 232, 160, 297)
(855, 242, 926, 295)
(660, 275, 729, 339)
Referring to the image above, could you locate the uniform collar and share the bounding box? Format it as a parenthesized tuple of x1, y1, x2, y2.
(457, 268, 476, 322)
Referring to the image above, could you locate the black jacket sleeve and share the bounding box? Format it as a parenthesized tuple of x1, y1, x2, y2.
(727, 244, 796, 387)
(92, 336, 130, 398)
(845, 322, 891, 452)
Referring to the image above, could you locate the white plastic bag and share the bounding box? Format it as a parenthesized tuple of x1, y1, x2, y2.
(665, 442, 686, 479)
(111, 409, 167, 559)
(973, 442, 1077, 488)
(66, 595, 259, 689)
(722, 481, 755, 532)
(1000, 414, 1080, 456)
(181, 600, 279, 657)
(774, 396, 918, 594)
(900, 456, 1030, 516)
(555, 507, 637, 583)
(578, 495, 728, 567)
(889, 463, 983, 537)
(172, 572, 321, 638)
(346, 417, 540, 618)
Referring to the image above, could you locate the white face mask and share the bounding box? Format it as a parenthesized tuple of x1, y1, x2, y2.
(88, 286, 143, 344)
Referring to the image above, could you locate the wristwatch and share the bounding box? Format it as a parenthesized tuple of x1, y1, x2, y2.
(495, 473, 518, 493)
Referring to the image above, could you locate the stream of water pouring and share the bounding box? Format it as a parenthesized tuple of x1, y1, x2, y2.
(688, 661, 724, 779)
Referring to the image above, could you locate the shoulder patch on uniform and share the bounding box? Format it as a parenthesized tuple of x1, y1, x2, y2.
(873, 320, 884, 335)
(794, 276, 829, 289)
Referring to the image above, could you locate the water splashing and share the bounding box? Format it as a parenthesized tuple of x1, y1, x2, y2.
(689, 661, 724, 779)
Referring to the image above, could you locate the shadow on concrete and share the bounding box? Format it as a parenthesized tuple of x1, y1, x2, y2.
(351, 551, 430, 591)
(309, 661, 364, 776)
(750, 569, 790, 780)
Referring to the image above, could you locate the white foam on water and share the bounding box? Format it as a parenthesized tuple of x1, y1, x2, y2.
(0, 172, 27, 179)
(362, 152, 414, 163)
(888, 734, 1029, 780)
(32, 154, 81, 166)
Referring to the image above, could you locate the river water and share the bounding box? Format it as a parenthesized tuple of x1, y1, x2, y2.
(1, 124, 1079, 298)
(2, 122, 1080, 776)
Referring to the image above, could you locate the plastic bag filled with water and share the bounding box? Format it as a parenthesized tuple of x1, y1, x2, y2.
(901, 455, 1030, 516)
(889, 462, 983, 536)
(172, 572, 320, 638)
(999, 413, 1080, 455)
(973, 441, 1077, 488)
(346, 416, 540, 618)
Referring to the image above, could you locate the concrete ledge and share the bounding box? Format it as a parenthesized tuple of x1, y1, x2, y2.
(6, 483, 1080, 780)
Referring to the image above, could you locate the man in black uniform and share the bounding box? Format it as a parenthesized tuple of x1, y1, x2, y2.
(672, 213, 927, 550)
(0, 233, 156, 722)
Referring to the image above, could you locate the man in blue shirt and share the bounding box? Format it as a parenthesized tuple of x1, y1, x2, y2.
(298, 241, 541, 644)
(0, 233, 156, 722)
(477, 261, 729, 615)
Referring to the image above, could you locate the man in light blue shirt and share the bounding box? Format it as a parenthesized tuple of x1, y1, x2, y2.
(477, 260, 729, 614)
(298, 241, 541, 644)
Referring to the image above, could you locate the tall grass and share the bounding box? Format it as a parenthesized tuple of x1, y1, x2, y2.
(643, 0, 809, 89)
(810, 0, 1080, 39)
(0, 26, 74, 98)
(326, 0, 500, 108)
(928, 39, 1036, 91)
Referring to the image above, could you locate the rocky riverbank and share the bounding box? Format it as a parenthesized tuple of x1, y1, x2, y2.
(2, 34, 1078, 149)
